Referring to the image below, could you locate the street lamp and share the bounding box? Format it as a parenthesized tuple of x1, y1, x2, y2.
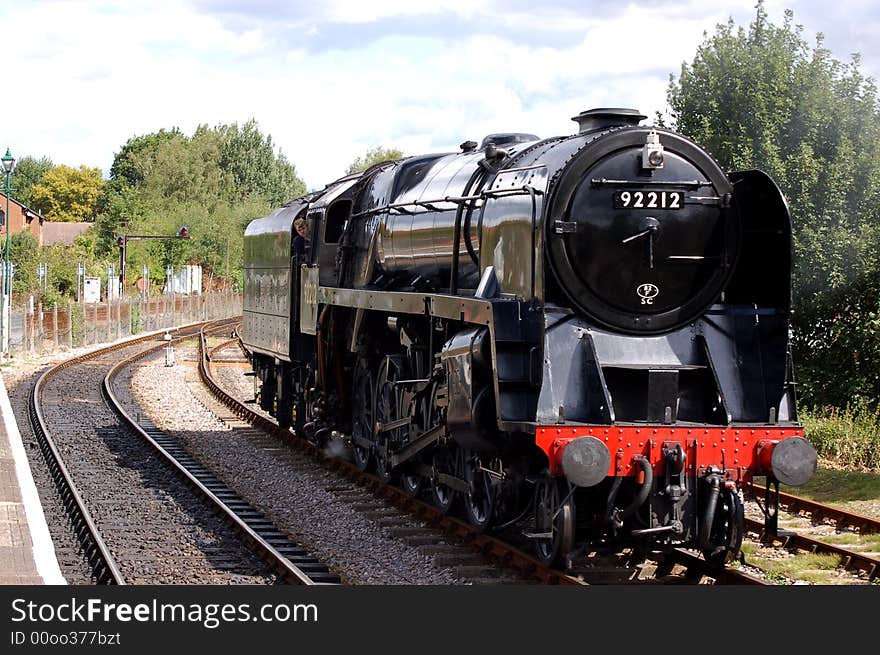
(1, 148, 14, 358)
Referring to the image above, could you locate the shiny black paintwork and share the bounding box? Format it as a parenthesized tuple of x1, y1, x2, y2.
(242, 115, 797, 432)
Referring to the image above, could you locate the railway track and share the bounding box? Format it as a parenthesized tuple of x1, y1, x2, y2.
(27, 326, 206, 584)
(28, 320, 337, 585)
(742, 483, 880, 581)
(745, 482, 880, 534)
(105, 322, 339, 584)
(743, 518, 878, 580)
(198, 335, 765, 585)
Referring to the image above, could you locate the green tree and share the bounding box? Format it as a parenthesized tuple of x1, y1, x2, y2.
(8, 156, 53, 208)
(94, 183, 147, 257)
(665, 1, 880, 406)
(133, 127, 229, 209)
(30, 165, 106, 222)
(96, 120, 299, 291)
(218, 119, 306, 205)
(109, 128, 184, 188)
(347, 145, 404, 174)
(10, 230, 39, 294)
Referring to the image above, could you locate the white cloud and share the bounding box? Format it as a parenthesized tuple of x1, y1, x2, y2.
(0, 0, 876, 191)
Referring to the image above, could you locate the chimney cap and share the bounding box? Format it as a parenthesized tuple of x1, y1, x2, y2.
(572, 108, 646, 133)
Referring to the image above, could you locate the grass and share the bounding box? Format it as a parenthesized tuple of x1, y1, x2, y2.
(801, 402, 880, 470)
(820, 532, 880, 551)
(754, 552, 843, 584)
(743, 402, 880, 583)
(779, 467, 880, 504)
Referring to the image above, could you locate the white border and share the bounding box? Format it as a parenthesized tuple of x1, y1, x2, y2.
(0, 370, 67, 584)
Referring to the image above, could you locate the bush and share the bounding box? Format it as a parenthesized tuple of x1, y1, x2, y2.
(130, 300, 142, 334)
(802, 401, 880, 470)
(69, 303, 85, 347)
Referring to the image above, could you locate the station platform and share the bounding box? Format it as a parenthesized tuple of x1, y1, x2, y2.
(0, 371, 66, 584)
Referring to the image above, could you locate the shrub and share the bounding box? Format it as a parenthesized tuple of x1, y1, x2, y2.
(801, 401, 880, 470)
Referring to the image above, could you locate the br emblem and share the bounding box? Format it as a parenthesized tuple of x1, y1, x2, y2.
(637, 283, 659, 305)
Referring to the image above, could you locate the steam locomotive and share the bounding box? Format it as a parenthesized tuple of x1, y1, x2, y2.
(241, 108, 817, 567)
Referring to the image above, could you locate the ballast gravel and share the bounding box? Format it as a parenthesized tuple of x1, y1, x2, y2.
(127, 346, 465, 585)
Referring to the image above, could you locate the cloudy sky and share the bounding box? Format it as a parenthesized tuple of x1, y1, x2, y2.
(1, 1, 877, 190)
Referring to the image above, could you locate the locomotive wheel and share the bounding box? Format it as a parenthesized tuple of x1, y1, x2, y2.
(275, 364, 293, 430)
(253, 367, 262, 406)
(402, 383, 439, 497)
(430, 447, 457, 514)
(463, 453, 495, 532)
(375, 441, 395, 483)
(400, 466, 423, 497)
(703, 486, 745, 567)
(374, 357, 401, 484)
(534, 477, 576, 568)
(258, 365, 276, 414)
(351, 360, 374, 471)
(292, 365, 311, 435)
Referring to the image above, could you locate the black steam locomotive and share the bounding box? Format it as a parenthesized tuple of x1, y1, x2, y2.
(241, 108, 816, 567)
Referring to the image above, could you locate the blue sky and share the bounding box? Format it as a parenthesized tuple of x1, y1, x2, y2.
(2, 1, 878, 189)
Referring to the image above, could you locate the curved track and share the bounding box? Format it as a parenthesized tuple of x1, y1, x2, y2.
(744, 484, 879, 581)
(105, 323, 339, 584)
(29, 320, 337, 585)
(28, 327, 197, 584)
(746, 482, 880, 534)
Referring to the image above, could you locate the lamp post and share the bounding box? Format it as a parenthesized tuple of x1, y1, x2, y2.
(1, 148, 15, 359)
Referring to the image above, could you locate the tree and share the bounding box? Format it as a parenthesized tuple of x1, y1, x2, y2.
(109, 128, 184, 188)
(7, 156, 53, 208)
(96, 120, 301, 290)
(347, 146, 404, 174)
(30, 165, 106, 222)
(133, 127, 229, 209)
(665, 1, 880, 407)
(217, 119, 306, 205)
(10, 230, 39, 294)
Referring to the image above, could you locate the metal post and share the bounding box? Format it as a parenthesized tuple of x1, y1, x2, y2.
(28, 304, 32, 354)
(76, 263, 84, 303)
(52, 303, 58, 351)
(1, 150, 14, 359)
(118, 237, 126, 295)
(66, 301, 73, 348)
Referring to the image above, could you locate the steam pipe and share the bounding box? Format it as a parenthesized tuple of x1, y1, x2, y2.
(620, 456, 653, 520)
(463, 169, 487, 268)
(699, 473, 723, 551)
(604, 476, 623, 527)
(450, 167, 485, 294)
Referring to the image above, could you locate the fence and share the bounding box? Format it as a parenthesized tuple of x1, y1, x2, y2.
(7, 290, 242, 357)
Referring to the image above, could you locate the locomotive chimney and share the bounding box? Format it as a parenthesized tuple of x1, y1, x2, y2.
(572, 108, 646, 133)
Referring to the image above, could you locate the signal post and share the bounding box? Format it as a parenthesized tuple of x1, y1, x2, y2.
(115, 226, 189, 294)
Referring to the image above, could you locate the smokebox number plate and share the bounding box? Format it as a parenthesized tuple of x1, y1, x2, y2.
(613, 190, 683, 209)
